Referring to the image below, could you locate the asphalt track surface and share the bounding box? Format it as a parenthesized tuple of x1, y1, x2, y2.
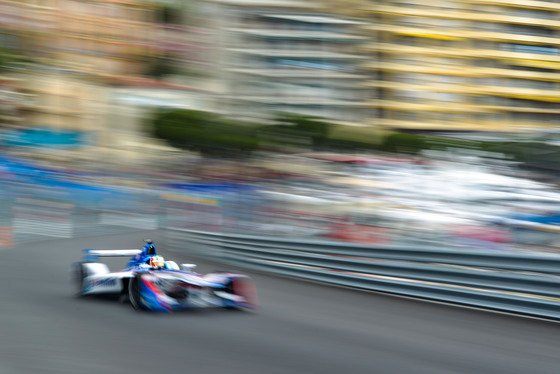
(1, 231, 560, 374)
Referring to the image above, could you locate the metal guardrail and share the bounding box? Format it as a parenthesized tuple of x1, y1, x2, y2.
(167, 228, 560, 320)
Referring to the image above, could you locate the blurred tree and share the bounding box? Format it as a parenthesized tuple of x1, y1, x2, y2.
(151, 109, 258, 157)
(380, 133, 428, 154)
(268, 113, 332, 150)
(0, 46, 30, 72)
(326, 125, 382, 152)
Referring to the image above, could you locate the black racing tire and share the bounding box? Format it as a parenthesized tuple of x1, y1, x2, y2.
(222, 279, 237, 310)
(71, 262, 87, 297)
(128, 273, 145, 311)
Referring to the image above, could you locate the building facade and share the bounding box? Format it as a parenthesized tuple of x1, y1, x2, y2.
(208, 0, 369, 124)
(3, 0, 560, 143)
(362, 0, 560, 133)
(0, 0, 161, 148)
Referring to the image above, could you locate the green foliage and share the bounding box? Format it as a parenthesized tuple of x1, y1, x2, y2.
(324, 138, 377, 152)
(481, 140, 560, 171)
(151, 108, 560, 172)
(0, 47, 30, 72)
(266, 113, 333, 150)
(151, 109, 258, 157)
(380, 133, 428, 154)
(325, 125, 383, 152)
(374, 132, 560, 172)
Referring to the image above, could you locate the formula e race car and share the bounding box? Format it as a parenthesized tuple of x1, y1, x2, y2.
(69, 240, 258, 313)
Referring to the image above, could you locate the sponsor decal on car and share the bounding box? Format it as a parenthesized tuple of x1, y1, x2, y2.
(90, 278, 117, 288)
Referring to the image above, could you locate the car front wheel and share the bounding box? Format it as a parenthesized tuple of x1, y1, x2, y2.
(128, 274, 143, 310)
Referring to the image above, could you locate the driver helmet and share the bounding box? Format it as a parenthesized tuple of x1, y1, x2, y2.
(148, 255, 165, 269)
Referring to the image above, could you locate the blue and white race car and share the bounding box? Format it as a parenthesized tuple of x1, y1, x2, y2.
(70, 239, 258, 313)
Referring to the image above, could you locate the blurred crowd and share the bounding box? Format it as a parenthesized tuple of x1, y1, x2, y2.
(2, 146, 560, 255)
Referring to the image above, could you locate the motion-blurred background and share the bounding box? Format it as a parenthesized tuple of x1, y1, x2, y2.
(1, 0, 560, 252)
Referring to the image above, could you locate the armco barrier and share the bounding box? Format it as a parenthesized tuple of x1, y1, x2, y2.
(167, 228, 560, 320)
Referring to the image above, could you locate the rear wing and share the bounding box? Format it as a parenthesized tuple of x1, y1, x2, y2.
(83, 249, 142, 261)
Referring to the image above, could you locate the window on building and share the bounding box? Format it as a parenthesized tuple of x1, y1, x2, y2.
(394, 35, 416, 46)
(471, 95, 498, 104)
(508, 98, 560, 109)
(392, 89, 424, 103)
(508, 78, 555, 90)
(506, 64, 556, 73)
(501, 43, 559, 55)
(504, 24, 554, 37)
(473, 22, 500, 32)
(393, 111, 417, 121)
(473, 59, 496, 68)
(473, 40, 498, 50)
(512, 112, 560, 123)
(509, 8, 556, 20)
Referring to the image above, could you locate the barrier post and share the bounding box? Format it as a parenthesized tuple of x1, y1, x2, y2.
(0, 226, 13, 246)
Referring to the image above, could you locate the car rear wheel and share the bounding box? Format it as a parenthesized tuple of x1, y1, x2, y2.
(70, 262, 87, 297)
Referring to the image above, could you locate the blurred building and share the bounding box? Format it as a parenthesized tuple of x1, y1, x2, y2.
(150, 0, 215, 84)
(362, 0, 560, 133)
(45, 0, 157, 78)
(3, 0, 560, 149)
(0, 0, 174, 151)
(207, 0, 369, 124)
(0, 76, 27, 128)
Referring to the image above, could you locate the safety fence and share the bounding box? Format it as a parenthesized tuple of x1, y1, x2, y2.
(2, 157, 559, 251)
(0, 178, 261, 246)
(0, 178, 164, 245)
(166, 228, 560, 320)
